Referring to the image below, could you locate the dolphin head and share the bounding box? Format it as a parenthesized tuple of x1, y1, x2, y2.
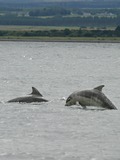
(65, 95, 76, 106)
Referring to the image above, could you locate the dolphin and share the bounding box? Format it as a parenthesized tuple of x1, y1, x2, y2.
(7, 87, 48, 103)
(65, 85, 117, 110)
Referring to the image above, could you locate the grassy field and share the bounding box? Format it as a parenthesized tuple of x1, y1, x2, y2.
(0, 25, 116, 31)
(0, 25, 81, 31)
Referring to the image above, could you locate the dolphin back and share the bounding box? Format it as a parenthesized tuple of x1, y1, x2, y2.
(8, 96, 48, 103)
(7, 87, 48, 103)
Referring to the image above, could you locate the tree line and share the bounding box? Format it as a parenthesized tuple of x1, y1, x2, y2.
(0, 26, 120, 37)
(29, 8, 70, 17)
(28, 8, 120, 17)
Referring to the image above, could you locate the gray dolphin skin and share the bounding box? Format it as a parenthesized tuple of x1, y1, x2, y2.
(65, 85, 117, 110)
(7, 87, 48, 103)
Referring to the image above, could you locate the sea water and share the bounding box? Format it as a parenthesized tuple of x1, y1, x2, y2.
(0, 41, 120, 160)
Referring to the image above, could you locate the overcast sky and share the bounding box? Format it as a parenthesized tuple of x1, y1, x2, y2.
(0, 0, 119, 2)
(0, 0, 111, 2)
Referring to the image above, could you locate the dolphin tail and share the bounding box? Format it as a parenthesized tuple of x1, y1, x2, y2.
(101, 92, 117, 110)
(103, 100, 117, 110)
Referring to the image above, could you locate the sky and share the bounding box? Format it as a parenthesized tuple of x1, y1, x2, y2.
(0, 0, 119, 2)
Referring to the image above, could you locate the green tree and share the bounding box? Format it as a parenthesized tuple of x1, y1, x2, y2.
(63, 28, 71, 36)
(115, 25, 120, 36)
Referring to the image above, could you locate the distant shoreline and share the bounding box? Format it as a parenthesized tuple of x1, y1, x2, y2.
(1, 39, 120, 43)
(0, 25, 120, 43)
(0, 37, 120, 43)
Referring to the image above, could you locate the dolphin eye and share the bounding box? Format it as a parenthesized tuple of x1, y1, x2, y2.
(66, 96, 71, 103)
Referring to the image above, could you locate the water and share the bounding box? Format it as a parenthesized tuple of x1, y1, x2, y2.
(0, 41, 120, 160)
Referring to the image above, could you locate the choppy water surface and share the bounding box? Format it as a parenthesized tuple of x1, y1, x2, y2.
(0, 41, 120, 160)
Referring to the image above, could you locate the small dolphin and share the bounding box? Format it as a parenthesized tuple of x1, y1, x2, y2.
(65, 85, 117, 110)
(7, 87, 48, 103)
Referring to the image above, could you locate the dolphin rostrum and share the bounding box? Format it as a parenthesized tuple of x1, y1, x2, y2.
(7, 87, 48, 103)
(65, 85, 117, 110)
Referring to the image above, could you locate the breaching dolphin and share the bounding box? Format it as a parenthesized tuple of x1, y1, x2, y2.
(65, 85, 117, 110)
(7, 87, 48, 103)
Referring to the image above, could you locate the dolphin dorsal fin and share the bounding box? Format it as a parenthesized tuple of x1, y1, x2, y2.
(30, 87, 43, 97)
(94, 85, 105, 91)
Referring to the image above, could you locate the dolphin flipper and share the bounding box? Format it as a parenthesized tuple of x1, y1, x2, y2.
(79, 102, 86, 109)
